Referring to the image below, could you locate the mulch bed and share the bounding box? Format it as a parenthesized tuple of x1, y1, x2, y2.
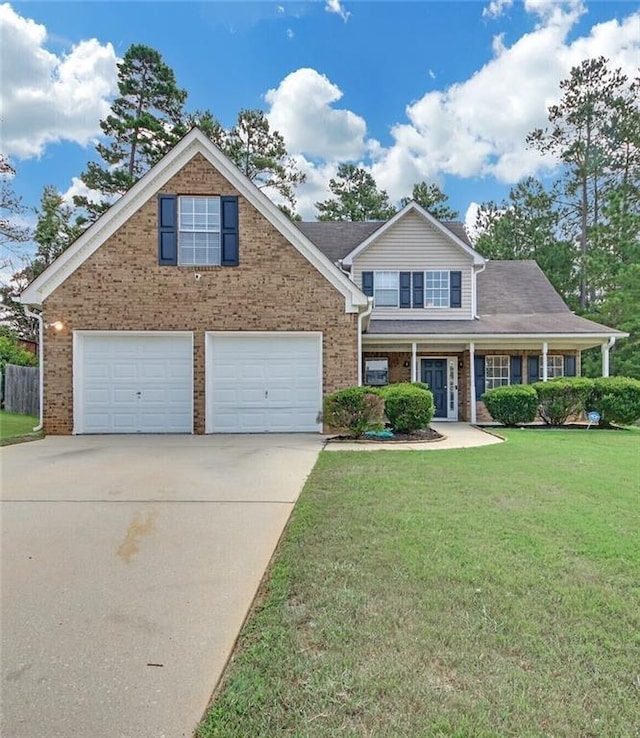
(328, 427, 444, 443)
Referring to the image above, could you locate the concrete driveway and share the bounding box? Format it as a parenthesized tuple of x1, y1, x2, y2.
(1, 434, 323, 738)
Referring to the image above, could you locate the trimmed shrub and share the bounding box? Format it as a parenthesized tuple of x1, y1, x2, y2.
(482, 384, 538, 426)
(379, 383, 434, 433)
(532, 377, 594, 426)
(587, 376, 640, 427)
(323, 386, 385, 437)
(411, 381, 430, 392)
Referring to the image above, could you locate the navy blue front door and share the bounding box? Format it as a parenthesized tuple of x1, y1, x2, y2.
(422, 359, 447, 418)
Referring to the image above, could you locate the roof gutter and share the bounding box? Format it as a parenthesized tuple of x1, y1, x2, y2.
(21, 303, 44, 433)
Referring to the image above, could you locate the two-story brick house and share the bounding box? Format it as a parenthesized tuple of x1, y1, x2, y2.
(20, 128, 624, 433)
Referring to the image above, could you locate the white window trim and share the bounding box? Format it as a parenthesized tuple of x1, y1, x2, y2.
(425, 270, 450, 309)
(485, 354, 510, 390)
(364, 357, 389, 386)
(373, 271, 399, 308)
(540, 354, 564, 379)
(178, 196, 221, 266)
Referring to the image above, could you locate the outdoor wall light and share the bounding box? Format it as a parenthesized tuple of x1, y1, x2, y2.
(48, 321, 64, 332)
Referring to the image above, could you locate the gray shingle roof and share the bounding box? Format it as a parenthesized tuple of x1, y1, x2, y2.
(296, 219, 472, 262)
(478, 260, 568, 314)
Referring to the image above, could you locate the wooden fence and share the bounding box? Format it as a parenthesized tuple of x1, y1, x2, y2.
(3, 364, 39, 416)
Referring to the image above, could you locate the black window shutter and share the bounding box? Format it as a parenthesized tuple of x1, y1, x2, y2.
(399, 272, 411, 308)
(450, 271, 462, 308)
(564, 354, 576, 376)
(221, 196, 239, 266)
(158, 195, 177, 266)
(510, 355, 523, 384)
(412, 272, 424, 308)
(528, 356, 539, 384)
(362, 271, 374, 297)
(474, 355, 486, 400)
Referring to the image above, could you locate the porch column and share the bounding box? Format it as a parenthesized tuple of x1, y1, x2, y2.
(542, 341, 548, 381)
(602, 341, 611, 377)
(469, 342, 476, 424)
(411, 342, 417, 382)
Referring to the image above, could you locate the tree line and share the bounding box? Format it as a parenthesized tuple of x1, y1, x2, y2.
(1, 47, 637, 376)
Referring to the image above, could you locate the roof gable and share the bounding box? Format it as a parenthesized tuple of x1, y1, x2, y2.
(20, 128, 368, 313)
(342, 201, 485, 267)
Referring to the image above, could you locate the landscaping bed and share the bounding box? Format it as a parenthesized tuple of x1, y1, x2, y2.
(327, 426, 443, 443)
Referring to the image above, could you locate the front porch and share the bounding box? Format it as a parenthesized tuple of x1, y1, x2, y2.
(361, 336, 615, 424)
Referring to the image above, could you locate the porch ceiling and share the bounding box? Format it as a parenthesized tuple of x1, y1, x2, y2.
(362, 335, 609, 351)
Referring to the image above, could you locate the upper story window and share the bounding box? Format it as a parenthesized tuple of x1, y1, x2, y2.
(374, 272, 399, 307)
(362, 270, 462, 309)
(178, 197, 221, 266)
(485, 355, 510, 390)
(157, 194, 238, 267)
(540, 355, 564, 379)
(425, 270, 449, 307)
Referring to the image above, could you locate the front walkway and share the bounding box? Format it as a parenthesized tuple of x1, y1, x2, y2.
(324, 422, 503, 451)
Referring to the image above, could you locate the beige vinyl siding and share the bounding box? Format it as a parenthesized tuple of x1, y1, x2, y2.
(352, 211, 474, 320)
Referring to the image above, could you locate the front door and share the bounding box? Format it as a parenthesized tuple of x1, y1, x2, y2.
(421, 359, 447, 419)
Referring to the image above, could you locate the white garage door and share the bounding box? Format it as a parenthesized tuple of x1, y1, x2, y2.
(207, 333, 322, 433)
(75, 332, 193, 434)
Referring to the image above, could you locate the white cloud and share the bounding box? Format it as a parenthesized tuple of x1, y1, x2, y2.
(60, 176, 103, 207)
(286, 28, 294, 40)
(266, 68, 369, 161)
(325, 0, 350, 23)
(483, 0, 513, 19)
(373, 5, 640, 193)
(0, 3, 117, 159)
(428, 68, 436, 80)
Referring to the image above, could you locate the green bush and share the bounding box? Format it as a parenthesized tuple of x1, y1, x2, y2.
(532, 377, 594, 426)
(323, 386, 385, 437)
(411, 381, 430, 392)
(482, 384, 538, 426)
(587, 376, 640, 427)
(0, 336, 37, 372)
(379, 383, 434, 433)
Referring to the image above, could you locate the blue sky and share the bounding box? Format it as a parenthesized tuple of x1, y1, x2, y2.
(2, 0, 639, 259)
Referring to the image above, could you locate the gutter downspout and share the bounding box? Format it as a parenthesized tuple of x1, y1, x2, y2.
(22, 304, 44, 432)
(602, 336, 615, 377)
(473, 263, 486, 319)
(357, 297, 374, 386)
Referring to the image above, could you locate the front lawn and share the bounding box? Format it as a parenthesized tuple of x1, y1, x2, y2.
(0, 410, 40, 444)
(197, 429, 640, 738)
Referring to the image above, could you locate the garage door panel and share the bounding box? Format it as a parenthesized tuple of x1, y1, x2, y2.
(207, 334, 322, 433)
(77, 333, 193, 434)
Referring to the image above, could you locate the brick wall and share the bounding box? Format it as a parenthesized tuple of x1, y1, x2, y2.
(42, 154, 358, 434)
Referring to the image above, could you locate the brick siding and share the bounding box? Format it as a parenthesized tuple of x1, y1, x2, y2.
(42, 154, 358, 434)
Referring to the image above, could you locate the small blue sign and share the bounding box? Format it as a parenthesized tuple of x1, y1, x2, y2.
(588, 411, 601, 424)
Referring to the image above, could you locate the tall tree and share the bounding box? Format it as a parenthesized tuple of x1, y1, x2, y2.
(1, 186, 84, 340)
(474, 178, 578, 305)
(526, 57, 633, 310)
(75, 44, 187, 221)
(316, 164, 396, 221)
(0, 155, 31, 262)
(31, 186, 85, 275)
(192, 108, 306, 207)
(400, 182, 459, 220)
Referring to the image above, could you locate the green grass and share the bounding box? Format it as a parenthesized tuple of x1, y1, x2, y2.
(0, 410, 40, 444)
(197, 429, 640, 738)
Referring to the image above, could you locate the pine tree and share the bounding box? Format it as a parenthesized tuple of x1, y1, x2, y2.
(75, 44, 187, 221)
(400, 182, 459, 220)
(316, 164, 396, 221)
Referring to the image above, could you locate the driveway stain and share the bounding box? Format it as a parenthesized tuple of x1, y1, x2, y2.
(5, 663, 32, 682)
(117, 511, 158, 563)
